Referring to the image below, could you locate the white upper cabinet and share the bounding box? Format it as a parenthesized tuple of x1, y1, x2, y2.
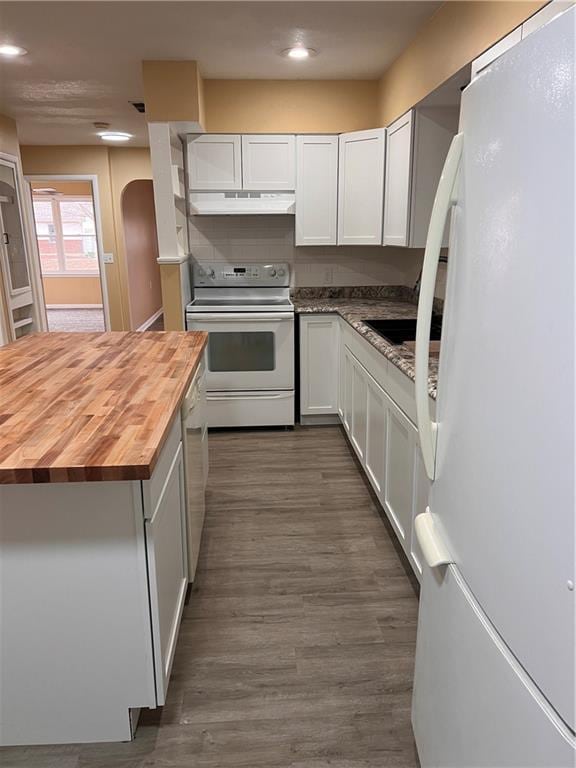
(383, 108, 459, 248)
(295, 135, 338, 246)
(383, 111, 414, 247)
(187, 134, 242, 190)
(241, 135, 296, 190)
(337, 128, 386, 246)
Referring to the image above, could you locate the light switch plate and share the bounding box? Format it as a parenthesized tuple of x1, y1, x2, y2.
(103, 252, 114, 264)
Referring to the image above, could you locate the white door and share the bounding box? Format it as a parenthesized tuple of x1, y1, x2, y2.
(350, 353, 368, 461)
(365, 372, 387, 497)
(187, 135, 242, 190)
(145, 442, 188, 705)
(418, 8, 576, 744)
(299, 314, 339, 415)
(295, 135, 338, 246)
(383, 393, 416, 554)
(413, 564, 575, 767)
(383, 111, 413, 247)
(242, 135, 295, 190)
(337, 129, 385, 245)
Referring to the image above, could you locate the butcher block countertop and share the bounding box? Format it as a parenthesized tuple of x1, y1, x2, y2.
(0, 331, 207, 484)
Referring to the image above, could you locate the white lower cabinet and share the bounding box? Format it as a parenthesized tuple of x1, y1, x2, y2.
(335, 322, 430, 581)
(299, 315, 340, 417)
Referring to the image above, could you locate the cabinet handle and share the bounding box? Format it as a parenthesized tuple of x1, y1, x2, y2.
(414, 508, 454, 568)
(415, 132, 463, 480)
(2, 233, 9, 245)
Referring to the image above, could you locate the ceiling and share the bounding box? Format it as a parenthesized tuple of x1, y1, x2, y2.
(0, 1, 441, 146)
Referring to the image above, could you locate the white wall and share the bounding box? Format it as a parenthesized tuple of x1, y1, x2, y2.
(188, 215, 426, 288)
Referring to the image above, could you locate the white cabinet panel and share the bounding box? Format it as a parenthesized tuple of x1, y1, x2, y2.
(295, 135, 338, 245)
(410, 446, 429, 580)
(384, 393, 417, 552)
(383, 108, 458, 249)
(242, 135, 296, 190)
(350, 354, 368, 461)
(300, 314, 339, 415)
(145, 442, 188, 705)
(522, 0, 574, 37)
(337, 129, 386, 245)
(365, 373, 387, 497)
(187, 134, 242, 190)
(342, 345, 353, 434)
(383, 111, 413, 247)
(471, 27, 522, 79)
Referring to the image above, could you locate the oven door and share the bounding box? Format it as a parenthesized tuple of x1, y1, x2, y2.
(186, 312, 294, 392)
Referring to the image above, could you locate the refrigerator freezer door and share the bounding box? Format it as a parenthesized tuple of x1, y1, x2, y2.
(413, 564, 575, 768)
(428, 9, 575, 729)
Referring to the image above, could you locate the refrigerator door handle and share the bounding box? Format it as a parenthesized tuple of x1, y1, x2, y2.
(415, 132, 464, 480)
(414, 508, 454, 568)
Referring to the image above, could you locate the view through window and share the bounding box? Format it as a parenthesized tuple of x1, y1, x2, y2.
(32, 196, 98, 275)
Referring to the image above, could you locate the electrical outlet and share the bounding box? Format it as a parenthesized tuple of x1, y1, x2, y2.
(103, 252, 114, 264)
(323, 267, 334, 285)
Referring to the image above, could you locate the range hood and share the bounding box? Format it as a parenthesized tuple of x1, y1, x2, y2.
(190, 192, 295, 216)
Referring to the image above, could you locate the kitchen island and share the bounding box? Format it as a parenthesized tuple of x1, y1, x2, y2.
(0, 332, 207, 746)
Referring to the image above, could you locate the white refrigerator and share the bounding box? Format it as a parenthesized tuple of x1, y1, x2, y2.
(411, 7, 576, 767)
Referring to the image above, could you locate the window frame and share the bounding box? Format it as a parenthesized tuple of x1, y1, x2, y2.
(33, 194, 100, 277)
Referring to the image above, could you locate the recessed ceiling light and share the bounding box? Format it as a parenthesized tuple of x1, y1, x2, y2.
(98, 131, 133, 142)
(282, 46, 317, 60)
(0, 44, 28, 58)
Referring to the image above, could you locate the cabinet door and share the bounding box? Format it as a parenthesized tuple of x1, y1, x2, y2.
(145, 442, 188, 705)
(471, 27, 522, 79)
(342, 345, 353, 435)
(410, 445, 429, 581)
(242, 135, 296, 190)
(300, 314, 339, 416)
(365, 373, 387, 498)
(383, 393, 417, 555)
(337, 129, 386, 245)
(350, 354, 368, 461)
(187, 134, 242, 190)
(295, 135, 338, 246)
(383, 111, 413, 247)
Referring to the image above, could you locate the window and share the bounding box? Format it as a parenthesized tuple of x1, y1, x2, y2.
(33, 196, 99, 275)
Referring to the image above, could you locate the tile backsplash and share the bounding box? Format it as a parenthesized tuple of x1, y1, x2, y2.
(187, 215, 428, 290)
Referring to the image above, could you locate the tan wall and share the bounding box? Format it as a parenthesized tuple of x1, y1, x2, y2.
(21, 145, 153, 330)
(203, 80, 379, 133)
(143, 60, 205, 123)
(378, 0, 545, 126)
(0, 113, 20, 156)
(43, 276, 102, 305)
(159, 263, 184, 331)
(121, 179, 162, 329)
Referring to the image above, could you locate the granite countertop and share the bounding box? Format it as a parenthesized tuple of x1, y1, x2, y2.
(0, 331, 207, 484)
(292, 287, 438, 399)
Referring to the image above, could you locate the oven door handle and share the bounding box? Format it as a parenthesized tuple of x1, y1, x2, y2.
(187, 312, 294, 322)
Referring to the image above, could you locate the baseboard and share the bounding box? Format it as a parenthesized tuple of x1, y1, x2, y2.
(46, 304, 103, 310)
(300, 414, 341, 426)
(136, 308, 163, 331)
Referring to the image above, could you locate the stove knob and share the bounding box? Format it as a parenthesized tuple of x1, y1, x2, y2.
(207, 269, 215, 278)
(277, 268, 286, 278)
(268, 267, 277, 278)
(197, 267, 206, 278)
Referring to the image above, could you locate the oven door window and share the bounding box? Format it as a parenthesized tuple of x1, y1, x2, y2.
(208, 331, 275, 372)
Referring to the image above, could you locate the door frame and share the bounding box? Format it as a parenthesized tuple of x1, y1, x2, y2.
(25, 173, 111, 331)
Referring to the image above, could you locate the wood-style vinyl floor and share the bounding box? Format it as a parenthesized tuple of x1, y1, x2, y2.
(0, 426, 420, 768)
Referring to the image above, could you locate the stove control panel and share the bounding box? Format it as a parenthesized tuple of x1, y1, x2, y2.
(193, 263, 290, 287)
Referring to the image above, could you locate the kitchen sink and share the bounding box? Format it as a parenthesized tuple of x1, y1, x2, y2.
(363, 315, 443, 345)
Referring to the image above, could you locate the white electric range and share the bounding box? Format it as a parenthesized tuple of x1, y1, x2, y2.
(185, 263, 295, 428)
